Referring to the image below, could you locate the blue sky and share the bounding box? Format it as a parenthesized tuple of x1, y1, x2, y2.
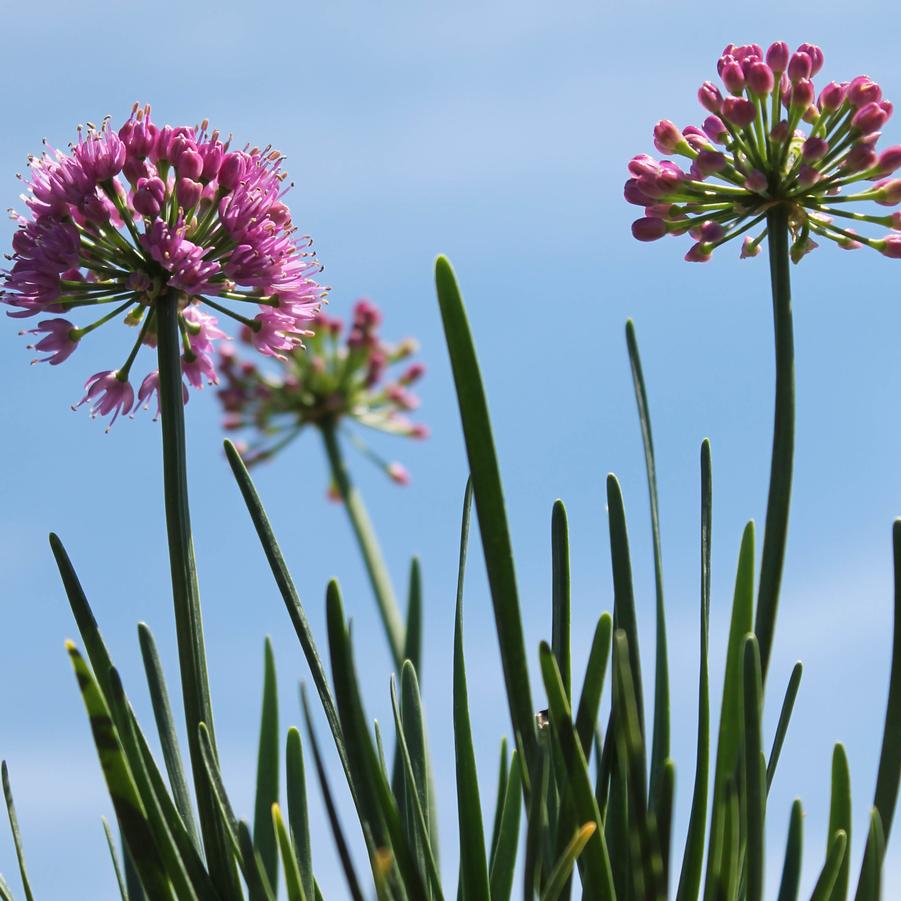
(2, 0, 901, 897)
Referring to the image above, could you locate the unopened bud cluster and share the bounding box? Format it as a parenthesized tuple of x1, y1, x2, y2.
(627, 43, 901, 262)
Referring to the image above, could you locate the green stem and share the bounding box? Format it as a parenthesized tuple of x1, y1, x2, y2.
(321, 422, 405, 669)
(156, 289, 238, 895)
(755, 205, 795, 681)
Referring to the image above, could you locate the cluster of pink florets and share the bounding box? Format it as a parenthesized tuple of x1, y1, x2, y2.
(626, 43, 901, 262)
(3, 103, 326, 426)
(217, 298, 427, 486)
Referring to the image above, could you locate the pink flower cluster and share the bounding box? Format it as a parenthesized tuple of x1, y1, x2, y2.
(3, 104, 326, 426)
(626, 43, 901, 262)
(218, 298, 427, 486)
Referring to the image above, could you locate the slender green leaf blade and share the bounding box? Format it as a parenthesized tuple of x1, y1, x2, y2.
(103, 817, 129, 901)
(254, 638, 280, 893)
(776, 800, 803, 901)
(272, 804, 307, 901)
(540, 823, 596, 901)
(1, 762, 34, 901)
(743, 636, 765, 901)
(810, 831, 848, 901)
(489, 751, 522, 901)
(826, 744, 851, 901)
(435, 257, 536, 768)
(489, 739, 509, 868)
(551, 500, 572, 700)
(854, 808, 885, 901)
(286, 727, 314, 901)
(574, 614, 612, 758)
(766, 662, 803, 793)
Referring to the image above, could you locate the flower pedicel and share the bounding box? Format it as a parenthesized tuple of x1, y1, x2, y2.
(3, 103, 326, 427)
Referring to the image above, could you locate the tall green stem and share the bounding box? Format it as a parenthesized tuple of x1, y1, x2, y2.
(157, 290, 237, 894)
(321, 422, 405, 669)
(755, 205, 795, 680)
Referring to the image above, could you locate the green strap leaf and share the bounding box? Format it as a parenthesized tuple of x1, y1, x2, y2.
(65, 643, 173, 900)
(0, 873, 15, 901)
(626, 319, 669, 814)
(826, 744, 851, 901)
(254, 638, 280, 893)
(743, 636, 765, 901)
(767, 661, 803, 793)
(775, 800, 803, 901)
(435, 256, 536, 770)
(854, 808, 885, 901)
(102, 817, 130, 901)
(405, 557, 423, 675)
(540, 823, 596, 901)
(272, 804, 307, 901)
(675, 438, 712, 901)
(300, 689, 365, 901)
(551, 500, 572, 700)
(523, 741, 550, 901)
(286, 727, 314, 901)
(606, 475, 646, 760)
(574, 614, 613, 758)
(137, 622, 200, 849)
(452, 481, 491, 901)
(488, 739, 509, 868)
(389, 675, 444, 900)
(539, 643, 616, 900)
(489, 751, 522, 901)
(810, 831, 848, 901)
(657, 758, 675, 894)
(1, 762, 34, 901)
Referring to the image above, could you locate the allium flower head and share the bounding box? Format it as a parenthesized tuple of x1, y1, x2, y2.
(3, 104, 326, 425)
(217, 298, 426, 485)
(626, 44, 901, 262)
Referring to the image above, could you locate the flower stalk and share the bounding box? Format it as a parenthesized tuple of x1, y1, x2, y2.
(756, 204, 795, 680)
(156, 287, 235, 892)
(321, 420, 406, 669)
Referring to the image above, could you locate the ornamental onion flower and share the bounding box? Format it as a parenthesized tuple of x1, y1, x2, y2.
(4, 103, 326, 426)
(217, 298, 427, 484)
(626, 43, 901, 262)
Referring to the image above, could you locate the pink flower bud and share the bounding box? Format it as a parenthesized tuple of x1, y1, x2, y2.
(745, 170, 768, 193)
(790, 79, 815, 110)
(702, 115, 728, 144)
(132, 176, 166, 217)
(766, 41, 789, 74)
(802, 136, 829, 161)
(693, 149, 727, 176)
(848, 76, 882, 108)
(685, 242, 712, 262)
(818, 81, 847, 112)
(797, 43, 824, 76)
(875, 178, 901, 205)
(787, 52, 812, 83)
(837, 230, 862, 250)
(722, 97, 756, 127)
(624, 178, 654, 206)
(698, 81, 723, 113)
(878, 235, 901, 258)
(770, 120, 790, 142)
(631, 217, 668, 241)
(699, 220, 725, 242)
(200, 142, 224, 181)
(177, 148, 204, 181)
(891, 211, 901, 229)
(176, 177, 203, 209)
(218, 152, 247, 191)
(798, 165, 820, 188)
(876, 146, 901, 176)
(741, 236, 762, 258)
(747, 62, 775, 97)
(388, 463, 411, 486)
(653, 120, 685, 154)
(853, 102, 889, 135)
(628, 154, 659, 178)
(721, 60, 745, 96)
(843, 143, 878, 173)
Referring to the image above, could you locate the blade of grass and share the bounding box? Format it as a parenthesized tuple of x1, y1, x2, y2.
(300, 688, 365, 901)
(551, 500, 572, 700)
(626, 319, 669, 814)
(540, 823, 597, 901)
(574, 614, 613, 758)
(103, 817, 130, 901)
(1, 763, 33, 901)
(776, 800, 803, 901)
(237, 822, 276, 901)
(489, 751, 523, 901)
(254, 638, 280, 893)
(286, 727, 314, 901)
(65, 643, 173, 900)
(810, 831, 848, 901)
(826, 744, 851, 901)
(658, 758, 675, 894)
(272, 804, 307, 901)
(137, 623, 200, 850)
(675, 438, 712, 901)
(523, 741, 550, 901)
(489, 739, 509, 867)
(0, 874, 14, 901)
(743, 636, 765, 901)
(766, 662, 803, 793)
(435, 257, 536, 769)
(539, 643, 616, 900)
(854, 808, 885, 901)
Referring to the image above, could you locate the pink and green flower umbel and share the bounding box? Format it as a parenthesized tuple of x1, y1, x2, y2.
(218, 298, 427, 485)
(3, 103, 326, 426)
(627, 43, 901, 262)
